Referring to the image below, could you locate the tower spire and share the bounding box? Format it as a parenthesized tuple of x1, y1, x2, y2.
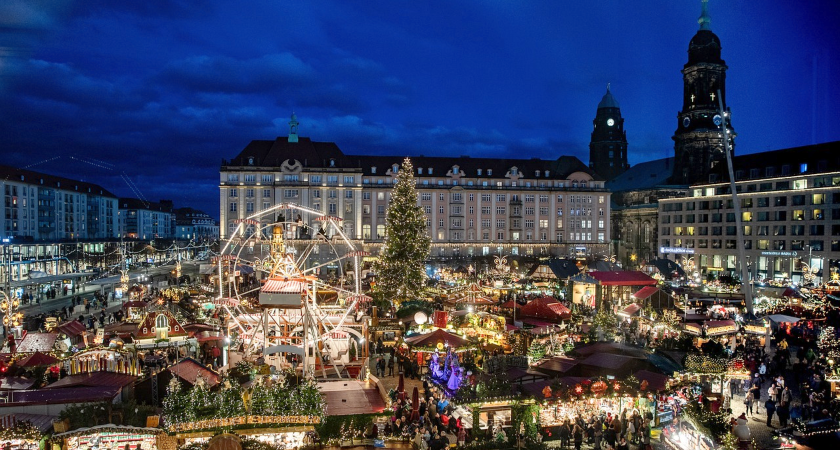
(288, 111, 299, 143)
(698, 0, 712, 31)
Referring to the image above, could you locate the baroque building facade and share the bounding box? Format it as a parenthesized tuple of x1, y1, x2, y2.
(220, 117, 611, 262)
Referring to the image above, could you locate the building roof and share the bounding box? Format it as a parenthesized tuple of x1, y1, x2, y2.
(572, 343, 649, 359)
(520, 297, 571, 321)
(319, 380, 386, 416)
(705, 140, 840, 184)
(606, 157, 675, 191)
(579, 353, 638, 371)
(224, 137, 603, 181)
(404, 329, 470, 349)
(118, 198, 174, 212)
(0, 413, 57, 433)
(0, 377, 37, 390)
(633, 370, 669, 392)
(15, 352, 60, 368)
(532, 357, 578, 376)
(57, 320, 87, 338)
(43, 372, 138, 390)
(16, 332, 58, 353)
(547, 259, 582, 279)
(588, 271, 657, 286)
(0, 165, 117, 198)
(167, 358, 221, 388)
(633, 286, 660, 300)
(3, 386, 123, 406)
(597, 85, 620, 109)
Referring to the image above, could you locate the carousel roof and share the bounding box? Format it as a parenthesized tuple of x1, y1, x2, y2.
(404, 329, 470, 349)
(262, 278, 307, 293)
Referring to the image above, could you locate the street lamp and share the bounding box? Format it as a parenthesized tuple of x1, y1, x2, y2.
(1, 290, 23, 330)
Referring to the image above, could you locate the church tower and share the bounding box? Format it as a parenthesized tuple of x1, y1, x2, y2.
(672, 0, 735, 184)
(589, 84, 629, 181)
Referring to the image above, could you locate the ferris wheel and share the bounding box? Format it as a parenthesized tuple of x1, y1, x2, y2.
(216, 203, 372, 379)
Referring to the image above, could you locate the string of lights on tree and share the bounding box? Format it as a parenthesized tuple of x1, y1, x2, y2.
(372, 158, 431, 303)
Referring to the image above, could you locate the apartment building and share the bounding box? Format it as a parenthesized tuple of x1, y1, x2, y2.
(657, 142, 840, 282)
(220, 118, 611, 260)
(175, 207, 219, 241)
(0, 165, 119, 242)
(118, 198, 175, 240)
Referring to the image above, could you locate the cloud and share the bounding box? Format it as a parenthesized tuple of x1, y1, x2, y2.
(160, 53, 316, 94)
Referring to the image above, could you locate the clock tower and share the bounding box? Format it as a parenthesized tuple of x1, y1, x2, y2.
(589, 84, 629, 181)
(672, 0, 735, 185)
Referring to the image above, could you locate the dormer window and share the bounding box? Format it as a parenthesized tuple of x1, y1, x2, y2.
(330, 159, 336, 167)
(248, 157, 254, 165)
(393, 164, 399, 173)
(428, 168, 433, 175)
(535, 170, 540, 177)
(487, 169, 492, 176)
(452, 166, 459, 174)
(371, 166, 377, 174)
(477, 169, 482, 176)
(511, 167, 518, 175)
(418, 168, 423, 175)
(544, 170, 549, 177)
(800, 163, 808, 173)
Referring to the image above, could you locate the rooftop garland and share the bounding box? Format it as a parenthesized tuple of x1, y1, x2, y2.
(162, 371, 325, 431)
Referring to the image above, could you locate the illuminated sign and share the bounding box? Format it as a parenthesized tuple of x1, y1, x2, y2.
(659, 247, 695, 254)
(761, 251, 798, 257)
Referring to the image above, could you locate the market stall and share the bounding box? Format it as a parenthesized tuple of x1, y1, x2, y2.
(54, 425, 166, 450)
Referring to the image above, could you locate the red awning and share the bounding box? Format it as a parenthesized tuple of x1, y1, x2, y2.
(589, 271, 657, 286)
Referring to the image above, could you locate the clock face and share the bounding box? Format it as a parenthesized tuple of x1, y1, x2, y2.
(682, 117, 691, 128)
(713, 114, 722, 126)
(607, 118, 615, 127)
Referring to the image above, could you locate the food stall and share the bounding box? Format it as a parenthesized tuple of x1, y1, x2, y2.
(54, 425, 166, 450)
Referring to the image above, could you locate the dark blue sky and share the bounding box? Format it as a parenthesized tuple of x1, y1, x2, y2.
(1, 1, 838, 219)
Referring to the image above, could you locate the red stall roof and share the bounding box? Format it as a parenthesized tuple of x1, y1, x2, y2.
(589, 271, 657, 286)
(632, 286, 660, 300)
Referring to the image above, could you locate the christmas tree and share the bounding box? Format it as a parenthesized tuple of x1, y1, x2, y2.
(373, 157, 431, 303)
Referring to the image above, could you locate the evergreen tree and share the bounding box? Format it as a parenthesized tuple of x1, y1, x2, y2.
(373, 158, 431, 302)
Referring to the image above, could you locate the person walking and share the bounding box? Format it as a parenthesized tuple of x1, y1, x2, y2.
(387, 355, 394, 376)
(744, 390, 755, 416)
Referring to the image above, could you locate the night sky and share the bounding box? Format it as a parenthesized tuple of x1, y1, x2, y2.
(1, 1, 838, 219)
